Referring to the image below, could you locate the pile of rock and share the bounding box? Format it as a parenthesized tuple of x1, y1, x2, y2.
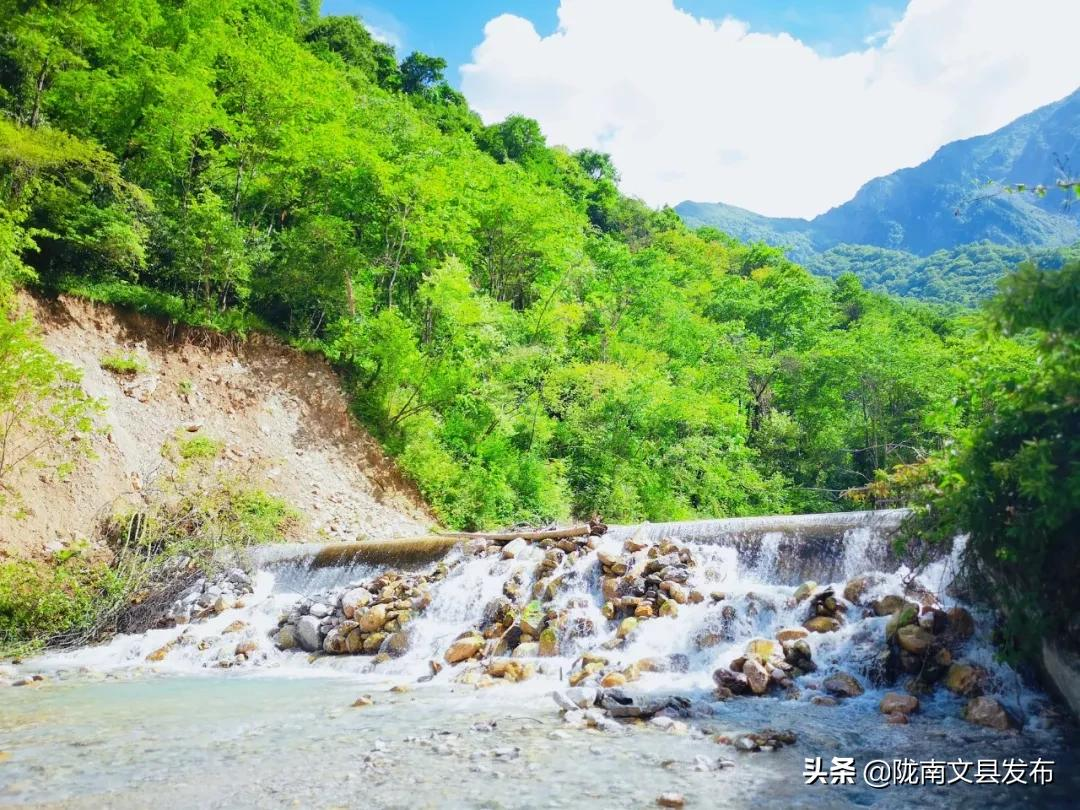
(274, 568, 437, 659)
(800, 585, 846, 633)
(166, 568, 254, 625)
(713, 634, 815, 699)
(598, 537, 705, 625)
(715, 728, 798, 753)
(842, 576, 1013, 730)
(550, 685, 693, 733)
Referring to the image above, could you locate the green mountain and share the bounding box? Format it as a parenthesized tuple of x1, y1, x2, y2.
(678, 87, 1080, 303)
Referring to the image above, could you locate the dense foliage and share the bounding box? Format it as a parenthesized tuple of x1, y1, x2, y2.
(0, 0, 1011, 530)
(809, 242, 1080, 307)
(858, 262, 1078, 658)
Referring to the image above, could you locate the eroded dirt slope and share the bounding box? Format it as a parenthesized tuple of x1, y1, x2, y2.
(0, 294, 434, 559)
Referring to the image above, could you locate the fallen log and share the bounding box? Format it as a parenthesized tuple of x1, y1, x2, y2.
(437, 520, 606, 543)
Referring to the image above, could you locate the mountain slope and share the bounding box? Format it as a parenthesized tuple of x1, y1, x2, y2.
(677, 87, 1080, 300)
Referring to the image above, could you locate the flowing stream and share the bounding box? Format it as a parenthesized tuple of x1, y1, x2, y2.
(1, 510, 1076, 809)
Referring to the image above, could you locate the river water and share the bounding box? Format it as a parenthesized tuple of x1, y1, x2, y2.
(1, 512, 1076, 809)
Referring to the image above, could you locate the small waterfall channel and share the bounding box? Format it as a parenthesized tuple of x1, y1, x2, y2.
(3, 509, 1077, 809)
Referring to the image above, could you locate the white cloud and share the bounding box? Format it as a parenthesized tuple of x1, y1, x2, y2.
(460, 0, 1080, 218)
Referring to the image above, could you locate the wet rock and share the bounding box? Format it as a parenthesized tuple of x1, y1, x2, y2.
(296, 615, 322, 652)
(384, 632, 410, 658)
(501, 537, 528, 558)
(843, 574, 881, 605)
(512, 642, 540, 658)
(308, 602, 330, 619)
(880, 692, 919, 715)
(823, 672, 864, 698)
(943, 663, 985, 697)
(560, 686, 599, 709)
(146, 642, 175, 662)
(896, 624, 934, 656)
(803, 616, 840, 633)
(539, 627, 558, 656)
(352, 695, 374, 707)
(810, 695, 838, 706)
(885, 604, 919, 640)
(444, 633, 484, 664)
(733, 735, 759, 752)
(357, 603, 388, 633)
(793, 581, 817, 603)
(600, 688, 669, 718)
(322, 628, 347, 654)
(963, 696, 1016, 731)
(946, 606, 976, 641)
(885, 712, 909, 725)
(341, 588, 373, 619)
(872, 595, 907, 616)
(600, 672, 628, 688)
(617, 617, 638, 639)
(745, 638, 779, 660)
(275, 625, 298, 650)
(362, 632, 387, 653)
(775, 627, 808, 643)
(743, 659, 770, 695)
(656, 793, 685, 808)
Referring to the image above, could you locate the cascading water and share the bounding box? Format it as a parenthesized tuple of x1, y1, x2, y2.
(2, 510, 1076, 809)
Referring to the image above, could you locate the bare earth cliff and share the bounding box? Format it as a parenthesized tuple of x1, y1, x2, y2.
(0, 294, 433, 561)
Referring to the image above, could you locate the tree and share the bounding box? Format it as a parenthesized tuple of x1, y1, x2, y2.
(399, 52, 446, 95)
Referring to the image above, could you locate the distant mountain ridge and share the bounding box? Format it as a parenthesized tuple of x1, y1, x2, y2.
(677, 87, 1080, 302)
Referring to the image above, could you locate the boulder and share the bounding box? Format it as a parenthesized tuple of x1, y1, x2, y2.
(743, 659, 770, 695)
(341, 588, 373, 619)
(501, 537, 528, 559)
(362, 632, 387, 653)
(896, 624, 934, 656)
(275, 625, 298, 650)
(295, 615, 322, 652)
(600, 688, 669, 718)
(538, 627, 558, 656)
(521, 600, 545, 636)
(775, 627, 809, 643)
(872, 595, 907, 616)
(943, 663, 985, 697)
(880, 692, 919, 715)
(843, 574, 880, 605)
(803, 616, 840, 633)
(793, 581, 817, 603)
(947, 606, 976, 641)
(322, 628, 347, 654)
(384, 632, 410, 658)
(823, 672, 864, 698)
(885, 604, 919, 640)
(600, 672, 628, 688)
(444, 633, 484, 664)
(512, 642, 540, 658)
(963, 696, 1015, 731)
(746, 638, 779, 660)
(357, 604, 388, 633)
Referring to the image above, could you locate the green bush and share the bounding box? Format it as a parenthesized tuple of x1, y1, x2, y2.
(99, 352, 147, 375)
(175, 435, 223, 461)
(0, 551, 126, 656)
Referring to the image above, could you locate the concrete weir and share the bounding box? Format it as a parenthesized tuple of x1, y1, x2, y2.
(250, 508, 911, 586)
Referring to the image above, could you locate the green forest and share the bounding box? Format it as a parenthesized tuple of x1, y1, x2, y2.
(1, 1, 1075, 653)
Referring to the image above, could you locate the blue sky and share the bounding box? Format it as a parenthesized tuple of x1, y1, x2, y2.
(322, 1, 909, 83)
(319, 1, 1078, 218)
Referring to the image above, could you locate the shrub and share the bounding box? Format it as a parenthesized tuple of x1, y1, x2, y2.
(99, 352, 147, 375)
